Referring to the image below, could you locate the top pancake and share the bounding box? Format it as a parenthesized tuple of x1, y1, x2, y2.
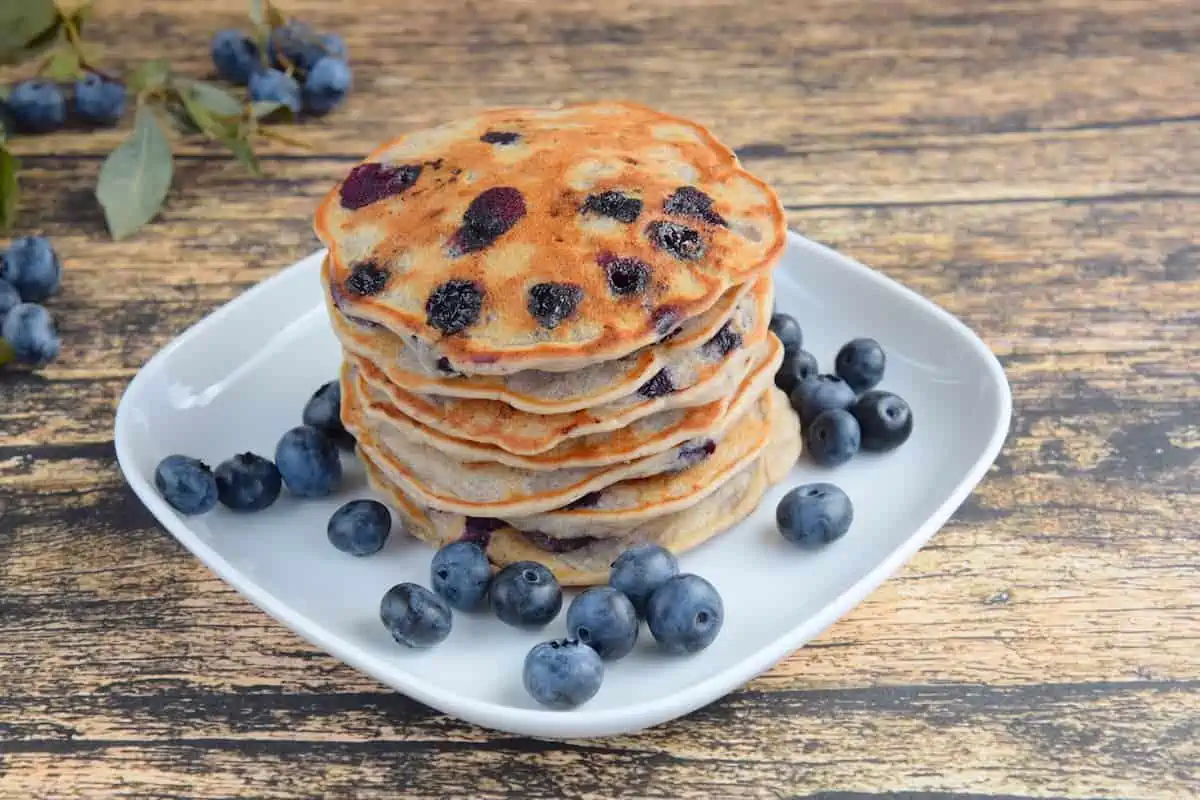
(313, 100, 787, 375)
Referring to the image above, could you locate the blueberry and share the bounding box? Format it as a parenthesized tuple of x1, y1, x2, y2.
(566, 587, 639, 660)
(835, 337, 886, 393)
(327, 499, 391, 556)
(452, 187, 526, 254)
(663, 186, 725, 226)
(380, 583, 452, 648)
(319, 33, 347, 61)
(425, 279, 483, 335)
(489, 561, 563, 628)
(645, 574, 724, 654)
(790, 374, 856, 426)
(154, 455, 218, 516)
(776, 482, 853, 547)
(702, 321, 742, 359)
(214, 452, 282, 511)
(1, 236, 62, 301)
(768, 313, 803, 359)
(523, 639, 604, 709)
(774, 349, 819, 396)
(480, 130, 520, 145)
(302, 57, 352, 116)
(851, 390, 913, 452)
(267, 21, 329, 73)
(2, 303, 60, 366)
(583, 191, 642, 223)
(274, 425, 342, 497)
(7, 80, 66, 133)
(527, 282, 582, 329)
(646, 220, 704, 260)
(609, 543, 679, 617)
(430, 541, 492, 611)
(302, 380, 354, 449)
(210, 29, 262, 84)
(637, 368, 674, 399)
(600, 254, 650, 297)
(0, 279, 21, 325)
(249, 68, 301, 113)
(652, 305, 682, 339)
(339, 162, 422, 210)
(677, 439, 716, 469)
(806, 408, 861, 467)
(343, 261, 388, 296)
(74, 73, 126, 126)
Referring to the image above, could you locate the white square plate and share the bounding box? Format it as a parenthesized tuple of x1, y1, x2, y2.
(115, 231, 1011, 739)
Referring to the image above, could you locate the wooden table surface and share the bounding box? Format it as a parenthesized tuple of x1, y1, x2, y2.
(2, 0, 1198, 797)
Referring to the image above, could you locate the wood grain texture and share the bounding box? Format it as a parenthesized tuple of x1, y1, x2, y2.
(2, 0, 1198, 797)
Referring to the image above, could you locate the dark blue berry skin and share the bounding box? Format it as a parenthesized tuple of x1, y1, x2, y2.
(768, 313, 803, 359)
(609, 543, 679, 618)
(806, 409, 861, 467)
(2, 303, 60, 366)
(835, 337, 886, 393)
(320, 33, 347, 61)
(646, 574, 724, 654)
(327, 499, 391, 556)
(74, 74, 127, 126)
(268, 21, 331, 74)
(215, 452, 282, 511)
(249, 69, 301, 113)
(1, 236, 62, 302)
(489, 561, 563, 629)
(7, 80, 66, 133)
(274, 425, 342, 497)
(430, 541, 492, 611)
(154, 455, 218, 516)
(790, 374, 857, 426)
(380, 583, 452, 648)
(523, 639, 604, 709)
(210, 29, 262, 84)
(851, 390, 913, 452)
(774, 349, 819, 396)
(776, 483, 853, 547)
(566, 587, 639, 660)
(302, 57, 352, 116)
(302, 380, 354, 449)
(0, 279, 20, 325)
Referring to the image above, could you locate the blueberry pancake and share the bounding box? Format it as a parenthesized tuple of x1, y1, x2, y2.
(314, 101, 786, 375)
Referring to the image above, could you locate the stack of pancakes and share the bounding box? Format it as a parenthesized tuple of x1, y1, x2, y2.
(314, 101, 800, 585)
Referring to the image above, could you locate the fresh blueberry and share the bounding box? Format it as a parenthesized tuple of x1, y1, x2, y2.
(214, 452, 282, 511)
(1, 236, 62, 301)
(609, 543, 679, 617)
(776, 482, 853, 547)
(268, 21, 333, 74)
(663, 186, 725, 226)
(7, 80, 66, 133)
(210, 29, 262, 85)
(600, 253, 650, 297)
(380, 582, 452, 648)
(451, 186, 527, 254)
(523, 639, 604, 709)
(806, 408, 861, 467)
(790, 374, 857, 426)
(319, 33, 347, 62)
(249, 68, 301, 113)
(489, 561, 563, 628)
(73, 73, 126, 126)
(566, 587, 639, 660)
(154, 455, 218, 516)
(527, 282, 583, 329)
(583, 191, 642, 223)
(774, 349, 819, 396)
(645, 574, 724, 654)
(0, 279, 20, 325)
(430, 541, 492, 611)
(425, 279, 483, 335)
(327, 499, 391, 556)
(835, 337, 886, 393)
(274, 425, 342, 497)
(2, 303, 60, 366)
(768, 313, 803, 359)
(339, 162, 422, 210)
(302, 380, 354, 448)
(851, 390, 913, 452)
(302, 57, 352, 116)
(646, 220, 704, 260)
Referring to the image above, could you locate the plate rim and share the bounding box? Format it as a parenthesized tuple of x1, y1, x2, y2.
(114, 230, 1013, 739)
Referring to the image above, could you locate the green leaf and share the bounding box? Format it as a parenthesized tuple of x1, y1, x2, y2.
(0, 337, 15, 367)
(223, 136, 262, 176)
(95, 105, 174, 240)
(40, 47, 83, 81)
(0, 85, 10, 100)
(177, 86, 240, 141)
(0, 145, 19, 231)
(129, 58, 171, 94)
(0, 0, 58, 65)
(250, 100, 293, 122)
(179, 80, 244, 118)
